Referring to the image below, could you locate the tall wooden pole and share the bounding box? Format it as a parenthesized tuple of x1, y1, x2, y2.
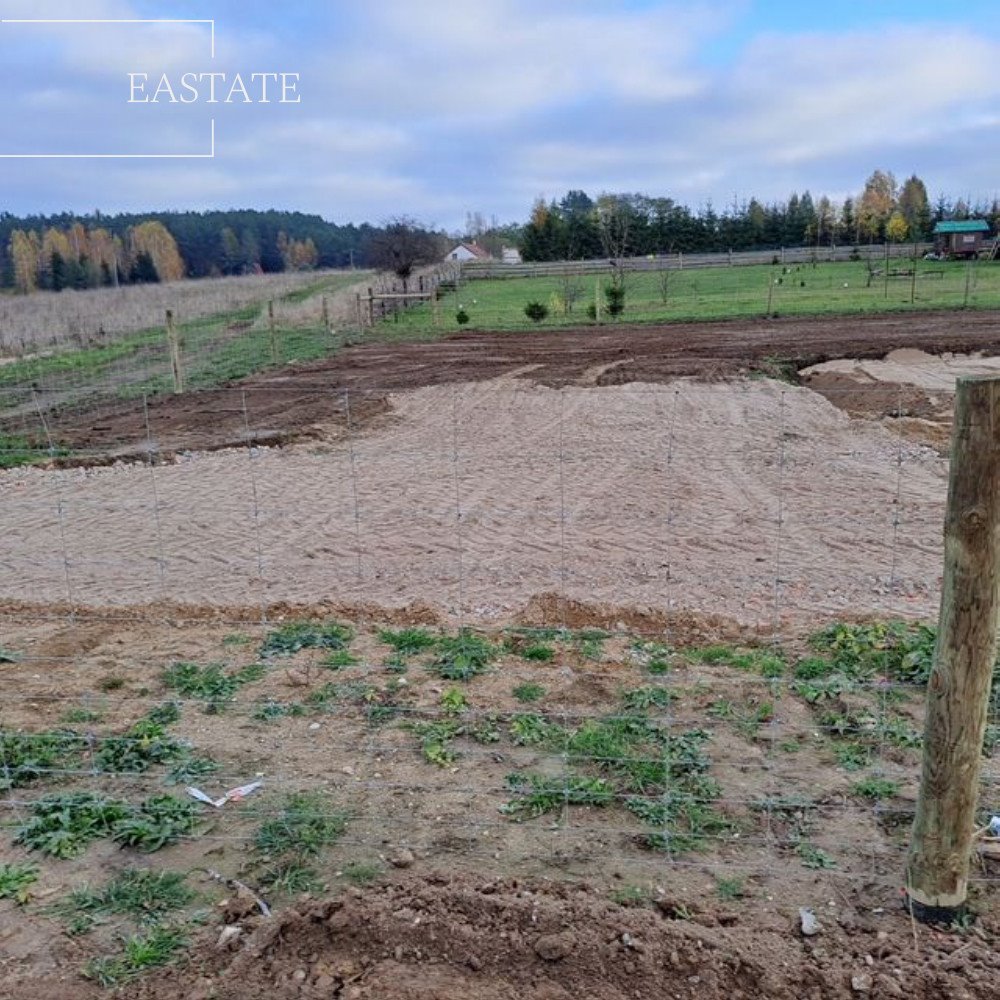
(268, 300, 277, 365)
(321, 295, 330, 332)
(165, 309, 184, 394)
(906, 375, 1000, 923)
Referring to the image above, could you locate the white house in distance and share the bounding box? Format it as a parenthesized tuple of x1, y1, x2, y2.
(501, 246, 522, 264)
(445, 242, 493, 263)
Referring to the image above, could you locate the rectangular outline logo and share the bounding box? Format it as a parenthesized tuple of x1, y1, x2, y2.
(0, 18, 216, 158)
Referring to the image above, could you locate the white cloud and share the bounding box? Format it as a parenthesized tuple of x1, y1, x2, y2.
(323, 0, 731, 122)
(223, 119, 411, 160)
(715, 26, 1000, 166)
(507, 20, 1000, 212)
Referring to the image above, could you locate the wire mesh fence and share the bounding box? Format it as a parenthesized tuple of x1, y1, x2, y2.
(4, 256, 1000, 437)
(1, 372, 997, 916)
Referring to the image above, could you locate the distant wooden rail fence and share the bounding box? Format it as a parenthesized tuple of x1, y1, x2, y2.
(460, 243, 936, 280)
(358, 264, 460, 328)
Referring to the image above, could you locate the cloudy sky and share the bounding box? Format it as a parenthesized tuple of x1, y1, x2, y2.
(0, 0, 998, 229)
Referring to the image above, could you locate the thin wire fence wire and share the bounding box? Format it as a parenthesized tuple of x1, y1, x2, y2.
(142, 394, 169, 599)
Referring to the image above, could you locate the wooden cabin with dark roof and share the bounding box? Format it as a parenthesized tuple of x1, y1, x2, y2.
(932, 220, 991, 259)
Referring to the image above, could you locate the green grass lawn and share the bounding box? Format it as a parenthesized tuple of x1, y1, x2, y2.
(385, 259, 1000, 333)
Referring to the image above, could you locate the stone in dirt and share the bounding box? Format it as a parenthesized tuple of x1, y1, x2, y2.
(799, 908, 822, 937)
(389, 848, 415, 869)
(534, 932, 576, 961)
(216, 925, 243, 950)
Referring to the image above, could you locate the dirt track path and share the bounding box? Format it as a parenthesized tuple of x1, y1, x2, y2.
(309, 308, 1000, 391)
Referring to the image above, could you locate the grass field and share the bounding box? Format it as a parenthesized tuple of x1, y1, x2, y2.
(387, 258, 1000, 332)
(0, 269, 370, 356)
(0, 271, 371, 409)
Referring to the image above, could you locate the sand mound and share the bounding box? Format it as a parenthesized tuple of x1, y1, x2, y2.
(802, 348, 1000, 394)
(0, 379, 946, 626)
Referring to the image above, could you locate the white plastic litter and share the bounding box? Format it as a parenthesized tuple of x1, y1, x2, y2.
(988, 816, 1000, 837)
(187, 780, 263, 808)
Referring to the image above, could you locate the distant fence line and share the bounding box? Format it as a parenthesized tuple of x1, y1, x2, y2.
(460, 243, 937, 280)
(358, 263, 460, 327)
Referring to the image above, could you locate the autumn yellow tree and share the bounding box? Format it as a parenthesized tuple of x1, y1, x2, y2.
(8, 230, 40, 293)
(277, 231, 319, 271)
(886, 211, 909, 244)
(288, 237, 318, 270)
(88, 228, 121, 285)
(897, 175, 932, 240)
(127, 221, 185, 282)
(39, 227, 73, 290)
(858, 170, 897, 242)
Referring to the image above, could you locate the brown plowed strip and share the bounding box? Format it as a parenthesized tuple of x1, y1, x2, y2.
(19, 309, 1000, 458)
(124, 874, 999, 1000)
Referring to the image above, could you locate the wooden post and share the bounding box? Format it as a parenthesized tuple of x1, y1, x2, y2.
(910, 243, 918, 305)
(432, 289, 441, 329)
(321, 295, 330, 332)
(594, 275, 601, 324)
(964, 260, 973, 308)
(766, 272, 774, 316)
(884, 241, 890, 299)
(165, 309, 184, 394)
(367, 287, 375, 326)
(355, 292, 363, 332)
(268, 300, 277, 364)
(906, 375, 1000, 924)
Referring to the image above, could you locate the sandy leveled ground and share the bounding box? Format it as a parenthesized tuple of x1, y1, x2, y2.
(802, 347, 1000, 392)
(0, 378, 947, 627)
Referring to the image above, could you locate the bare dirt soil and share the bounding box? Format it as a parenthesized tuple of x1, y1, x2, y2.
(8, 309, 999, 460)
(0, 610, 997, 1000)
(128, 873, 1000, 1000)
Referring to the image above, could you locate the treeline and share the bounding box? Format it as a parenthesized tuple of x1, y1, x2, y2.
(6, 221, 186, 293)
(0, 209, 386, 291)
(517, 172, 1000, 262)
